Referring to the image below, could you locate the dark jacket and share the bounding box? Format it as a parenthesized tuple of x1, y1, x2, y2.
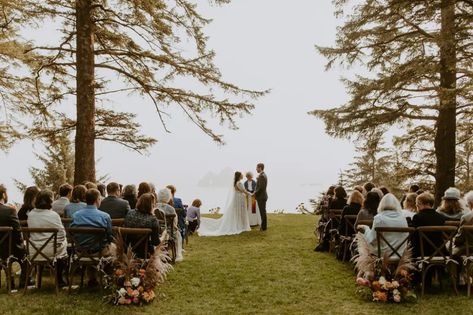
(0, 204, 26, 259)
(99, 196, 130, 219)
(328, 198, 347, 210)
(411, 209, 447, 257)
(338, 203, 361, 236)
(254, 172, 268, 201)
(244, 180, 257, 193)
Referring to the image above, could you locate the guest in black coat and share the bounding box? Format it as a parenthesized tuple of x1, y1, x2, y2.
(338, 190, 363, 236)
(99, 182, 130, 219)
(17, 186, 40, 221)
(0, 185, 28, 287)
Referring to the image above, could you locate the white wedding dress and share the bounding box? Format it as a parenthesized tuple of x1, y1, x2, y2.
(198, 181, 251, 236)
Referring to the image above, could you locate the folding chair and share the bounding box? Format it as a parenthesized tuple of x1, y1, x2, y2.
(112, 227, 152, 259)
(338, 215, 358, 261)
(0, 227, 13, 293)
(327, 209, 343, 254)
(111, 219, 125, 227)
(460, 226, 473, 297)
(22, 227, 60, 294)
(375, 227, 415, 266)
(417, 226, 458, 297)
(66, 227, 107, 293)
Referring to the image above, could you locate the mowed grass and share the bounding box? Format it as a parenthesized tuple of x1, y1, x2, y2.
(0, 214, 472, 314)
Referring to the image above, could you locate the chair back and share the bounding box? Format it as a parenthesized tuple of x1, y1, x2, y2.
(19, 220, 28, 227)
(112, 218, 125, 227)
(66, 227, 107, 262)
(61, 218, 72, 226)
(341, 215, 357, 237)
(356, 220, 373, 228)
(328, 209, 343, 229)
(165, 214, 176, 237)
(155, 209, 167, 231)
(375, 227, 415, 259)
(0, 227, 13, 261)
(22, 227, 59, 262)
(417, 226, 457, 261)
(461, 225, 473, 257)
(445, 220, 460, 227)
(113, 227, 152, 259)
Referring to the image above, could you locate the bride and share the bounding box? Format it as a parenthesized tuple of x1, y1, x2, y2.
(198, 171, 251, 236)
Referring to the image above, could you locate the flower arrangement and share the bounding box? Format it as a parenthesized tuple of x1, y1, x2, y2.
(352, 233, 417, 303)
(105, 231, 172, 306)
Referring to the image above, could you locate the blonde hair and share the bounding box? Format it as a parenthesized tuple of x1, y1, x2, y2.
(348, 190, 364, 206)
(403, 193, 417, 211)
(438, 199, 463, 215)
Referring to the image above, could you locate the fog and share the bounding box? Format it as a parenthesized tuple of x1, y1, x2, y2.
(1, 0, 355, 213)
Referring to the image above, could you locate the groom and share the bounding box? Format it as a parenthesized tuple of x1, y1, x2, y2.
(254, 163, 268, 231)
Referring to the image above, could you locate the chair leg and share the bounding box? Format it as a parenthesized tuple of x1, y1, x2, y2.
(4, 265, 11, 294)
(36, 265, 43, 289)
(421, 269, 426, 297)
(23, 265, 32, 293)
(468, 268, 472, 298)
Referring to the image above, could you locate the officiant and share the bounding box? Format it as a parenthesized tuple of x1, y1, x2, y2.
(244, 172, 261, 226)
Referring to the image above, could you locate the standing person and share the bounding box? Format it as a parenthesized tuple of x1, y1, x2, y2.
(51, 184, 73, 217)
(244, 172, 261, 227)
(254, 163, 268, 231)
(99, 182, 130, 219)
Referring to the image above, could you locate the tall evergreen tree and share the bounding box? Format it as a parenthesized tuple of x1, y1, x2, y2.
(17, 0, 265, 184)
(311, 0, 472, 205)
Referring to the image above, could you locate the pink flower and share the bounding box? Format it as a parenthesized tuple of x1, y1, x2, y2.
(356, 277, 370, 287)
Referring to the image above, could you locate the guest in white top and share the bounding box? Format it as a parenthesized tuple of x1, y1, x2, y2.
(401, 192, 417, 220)
(27, 190, 68, 286)
(359, 194, 409, 257)
(51, 184, 73, 217)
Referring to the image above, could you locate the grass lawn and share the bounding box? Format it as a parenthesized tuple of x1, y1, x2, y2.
(0, 214, 471, 314)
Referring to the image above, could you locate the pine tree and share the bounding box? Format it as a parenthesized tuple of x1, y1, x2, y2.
(15, 0, 266, 184)
(310, 0, 472, 205)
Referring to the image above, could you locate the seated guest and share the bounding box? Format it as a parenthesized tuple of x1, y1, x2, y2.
(156, 188, 183, 262)
(314, 186, 347, 252)
(400, 184, 420, 205)
(353, 186, 364, 194)
(355, 191, 381, 227)
(51, 184, 73, 217)
(359, 194, 408, 256)
(64, 185, 87, 218)
(453, 191, 473, 255)
(0, 185, 28, 288)
(71, 189, 113, 287)
(338, 190, 363, 236)
(99, 182, 130, 219)
(412, 192, 446, 258)
(379, 186, 390, 196)
(122, 184, 138, 209)
(437, 187, 469, 220)
(124, 193, 161, 258)
(363, 182, 375, 194)
(401, 192, 418, 220)
(167, 184, 186, 240)
(97, 183, 106, 199)
(371, 188, 384, 200)
(27, 190, 68, 286)
(18, 186, 40, 221)
(138, 182, 152, 199)
(187, 199, 202, 234)
(83, 182, 98, 190)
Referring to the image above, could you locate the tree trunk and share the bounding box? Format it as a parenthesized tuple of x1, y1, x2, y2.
(434, 0, 457, 206)
(74, 0, 96, 185)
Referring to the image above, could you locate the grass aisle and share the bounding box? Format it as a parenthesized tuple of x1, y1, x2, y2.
(0, 214, 471, 314)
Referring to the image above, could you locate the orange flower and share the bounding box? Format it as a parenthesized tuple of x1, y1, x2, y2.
(127, 288, 134, 296)
(372, 291, 388, 302)
(371, 281, 381, 291)
(138, 286, 144, 293)
(115, 269, 124, 277)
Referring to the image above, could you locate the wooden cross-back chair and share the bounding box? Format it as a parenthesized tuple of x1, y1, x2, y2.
(460, 225, 473, 297)
(338, 215, 358, 262)
(327, 209, 343, 254)
(111, 219, 125, 227)
(375, 227, 416, 265)
(355, 220, 373, 229)
(66, 227, 107, 293)
(0, 227, 13, 293)
(21, 227, 60, 294)
(165, 214, 177, 264)
(175, 208, 188, 246)
(113, 227, 152, 259)
(417, 226, 458, 297)
(445, 220, 461, 227)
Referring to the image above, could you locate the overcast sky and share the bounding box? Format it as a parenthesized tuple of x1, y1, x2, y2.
(1, 0, 355, 212)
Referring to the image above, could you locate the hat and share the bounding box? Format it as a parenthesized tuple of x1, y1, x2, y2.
(442, 187, 460, 200)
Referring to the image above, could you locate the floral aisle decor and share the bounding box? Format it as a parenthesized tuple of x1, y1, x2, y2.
(105, 231, 172, 306)
(352, 233, 417, 303)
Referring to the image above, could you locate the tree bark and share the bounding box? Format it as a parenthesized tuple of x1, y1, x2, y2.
(434, 0, 457, 206)
(74, 0, 96, 184)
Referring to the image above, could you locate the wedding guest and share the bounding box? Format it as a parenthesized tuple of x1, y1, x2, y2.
(17, 186, 40, 221)
(353, 186, 364, 194)
(371, 188, 384, 200)
(27, 190, 68, 286)
(51, 184, 72, 216)
(401, 192, 418, 220)
(0, 184, 28, 288)
(122, 184, 138, 209)
(453, 191, 473, 255)
(363, 182, 375, 194)
(436, 187, 469, 220)
(97, 184, 107, 199)
(187, 199, 202, 234)
(359, 194, 408, 256)
(355, 191, 381, 227)
(99, 182, 130, 219)
(411, 192, 446, 258)
(166, 185, 186, 240)
(314, 186, 336, 251)
(379, 186, 390, 196)
(64, 185, 87, 218)
(124, 193, 161, 258)
(138, 182, 151, 199)
(329, 186, 348, 209)
(71, 188, 113, 287)
(400, 184, 420, 204)
(83, 182, 98, 190)
(156, 188, 183, 262)
(338, 190, 363, 236)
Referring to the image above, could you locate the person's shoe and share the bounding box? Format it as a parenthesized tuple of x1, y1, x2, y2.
(314, 243, 328, 252)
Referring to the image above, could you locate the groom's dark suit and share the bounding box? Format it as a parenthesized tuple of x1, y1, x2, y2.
(254, 172, 268, 230)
